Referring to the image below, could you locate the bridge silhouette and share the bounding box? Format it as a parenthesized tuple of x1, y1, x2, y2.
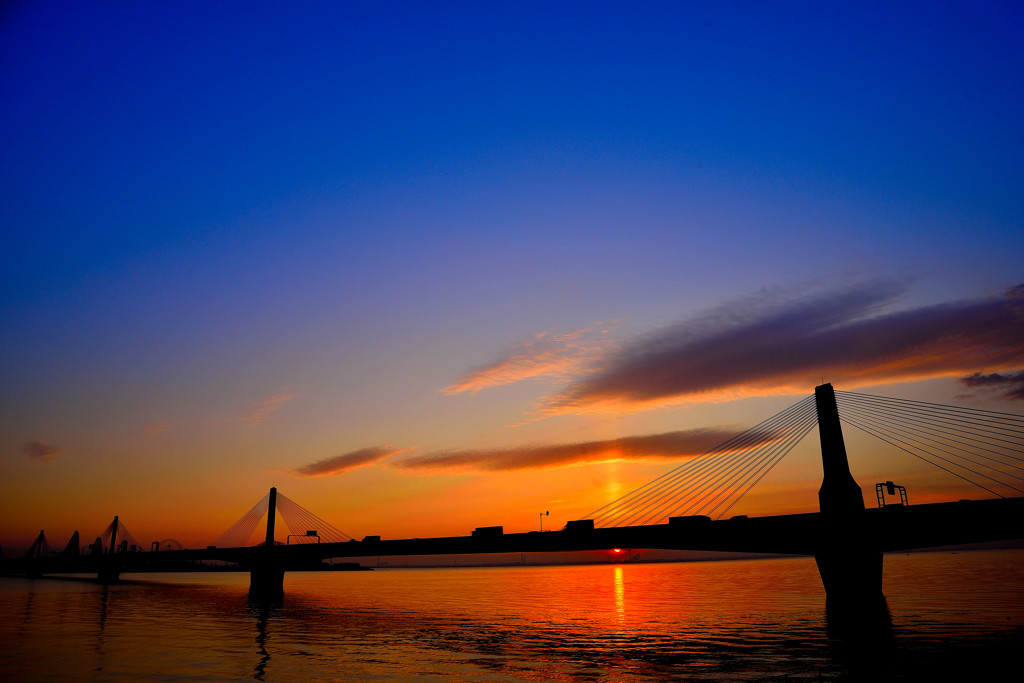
(6, 384, 1024, 607)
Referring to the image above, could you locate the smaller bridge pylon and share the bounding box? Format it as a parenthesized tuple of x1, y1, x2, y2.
(63, 530, 80, 557)
(209, 486, 354, 595)
(23, 530, 48, 578)
(24, 530, 47, 560)
(97, 515, 122, 583)
(250, 487, 285, 596)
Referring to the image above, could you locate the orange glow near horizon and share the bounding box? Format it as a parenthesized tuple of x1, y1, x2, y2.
(3, 370, 1022, 555)
(2, 434, 1015, 554)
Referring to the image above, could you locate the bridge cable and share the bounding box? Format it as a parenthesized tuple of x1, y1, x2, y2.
(584, 398, 816, 522)
(591, 397, 813, 526)
(835, 391, 1024, 497)
(276, 492, 353, 543)
(213, 493, 269, 548)
(702, 405, 819, 518)
(836, 413, 1010, 498)
(588, 396, 814, 525)
(834, 401, 1024, 476)
(596, 397, 815, 526)
(715, 414, 819, 519)
(655, 398, 817, 521)
(227, 497, 271, 546)
(632, 400, 815, 524)
(834, 399, 1024, 467)
(116, 522, 142, 551)
(835, 396, 1024, 456)
(838, 390, 1024, 429)
(590, 395, 818, 526)
(668, 400, 818, 521)
(834, 414, 1024, 494)
(837, 392, 1024, 445)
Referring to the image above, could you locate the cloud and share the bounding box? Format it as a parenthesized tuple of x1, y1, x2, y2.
(291, 428, 782, 477)
(959, 371, 1024, 400)
(23, 440, 65, 462)
(293, 446, 407, 477)
(243, 393, 298, 424)
(142, 424, 167, 434)
(393, 427, 778, 472)
(535, 281, 1024, 416)
(443, 321, 621, 395)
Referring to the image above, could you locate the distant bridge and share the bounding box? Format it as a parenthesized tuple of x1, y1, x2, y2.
(6, 384, 1024, 606)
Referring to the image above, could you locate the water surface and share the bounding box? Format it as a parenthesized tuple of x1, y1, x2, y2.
(2, 550, 1022, 681)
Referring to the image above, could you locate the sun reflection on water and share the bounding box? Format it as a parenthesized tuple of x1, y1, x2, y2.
(613, 566, 625, 622)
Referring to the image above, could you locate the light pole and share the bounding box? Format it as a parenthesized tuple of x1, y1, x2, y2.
(539, 510, 549, 531)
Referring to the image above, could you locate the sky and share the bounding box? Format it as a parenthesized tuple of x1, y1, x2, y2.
(2, 1, 1023, 553)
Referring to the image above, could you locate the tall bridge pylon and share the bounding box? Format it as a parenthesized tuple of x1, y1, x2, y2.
(815, 383, 866, 515)
(813, 383, 882, 605)
(250, 487, 284, 595)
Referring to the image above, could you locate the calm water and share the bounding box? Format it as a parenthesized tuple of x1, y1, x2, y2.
(2, 551, 1023, 681)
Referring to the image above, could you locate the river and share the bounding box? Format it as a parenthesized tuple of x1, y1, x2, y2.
(2, 550, 1022, 681)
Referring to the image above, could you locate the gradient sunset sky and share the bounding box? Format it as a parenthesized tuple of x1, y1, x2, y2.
(2, 2, 1022, 551)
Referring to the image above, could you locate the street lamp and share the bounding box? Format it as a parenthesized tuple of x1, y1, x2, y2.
(539, 510, 549, 531)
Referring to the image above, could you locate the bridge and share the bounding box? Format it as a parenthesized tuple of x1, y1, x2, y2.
(5, 384, 1024, 607)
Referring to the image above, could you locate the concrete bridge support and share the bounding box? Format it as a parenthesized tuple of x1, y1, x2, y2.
(249, 565, 285, 595)
(813, 383, 883, 605)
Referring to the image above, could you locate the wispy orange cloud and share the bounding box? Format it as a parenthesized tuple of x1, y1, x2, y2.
(393, 427, 777, 472)
(23, 440, 65, 463)
(142, 424, 167, 434)
(530, 281, 1024, 417)
(442, 321, 622, 395)
(293, 446, 408, 477)
(243, 393, 298, 424)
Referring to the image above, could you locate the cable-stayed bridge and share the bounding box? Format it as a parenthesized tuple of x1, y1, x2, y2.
(6, 384, 1024, 606)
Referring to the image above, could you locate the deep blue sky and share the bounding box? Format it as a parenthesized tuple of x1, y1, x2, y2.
(2, 2, 1022, 543)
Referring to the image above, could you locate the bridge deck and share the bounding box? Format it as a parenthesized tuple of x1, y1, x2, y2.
(8, 497, 1020, 578)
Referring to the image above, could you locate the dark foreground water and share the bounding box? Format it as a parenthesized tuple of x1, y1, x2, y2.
(2, 550, 1023, 681)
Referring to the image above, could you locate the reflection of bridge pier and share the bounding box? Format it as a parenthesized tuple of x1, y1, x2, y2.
(812, 383, 883, 605)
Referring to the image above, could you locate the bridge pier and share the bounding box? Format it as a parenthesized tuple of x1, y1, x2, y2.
(813, 384, 883, 604)
(97, 562, 121, 584)
(814, 524, 883, 606)
(249, 566, 285, 596)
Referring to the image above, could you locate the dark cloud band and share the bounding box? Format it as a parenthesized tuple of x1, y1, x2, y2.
(293, 446, 404, 477)
(393, 427, 778, 472)
(23, 440, 64, 462)
(541, 281, 1024, 414)
(960, 371, 1024, 401)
